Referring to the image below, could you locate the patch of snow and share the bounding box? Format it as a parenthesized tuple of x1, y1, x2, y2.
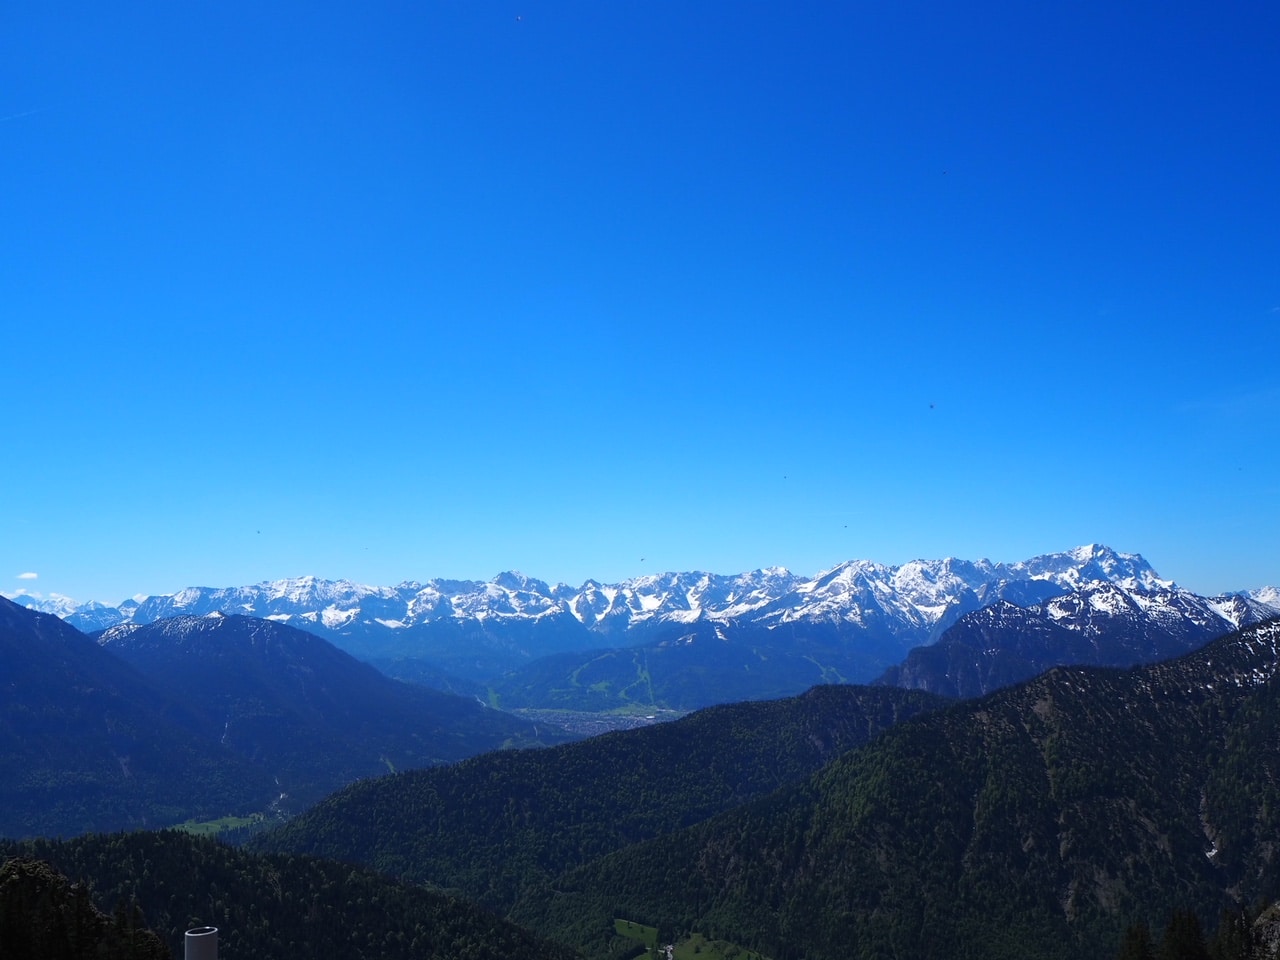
(320, 606, 355, 629)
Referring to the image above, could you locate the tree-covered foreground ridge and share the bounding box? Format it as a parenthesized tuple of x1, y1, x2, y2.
(0, 831, 578, 960)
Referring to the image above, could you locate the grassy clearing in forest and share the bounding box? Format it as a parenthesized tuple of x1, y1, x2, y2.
(615, 920, 769, 960)
(174, 813, 265, 836)
(615, 918, 659, 956)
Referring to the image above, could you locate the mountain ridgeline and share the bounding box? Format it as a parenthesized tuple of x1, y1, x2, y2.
(12, 611, 1280, 959)
(5, 545, 1280, 959)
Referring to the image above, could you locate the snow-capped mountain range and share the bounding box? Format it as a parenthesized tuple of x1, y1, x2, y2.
(11, 546, 1278, 680)
(13, 543, 1163, 632)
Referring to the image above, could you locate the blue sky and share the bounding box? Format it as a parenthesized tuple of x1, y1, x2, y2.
(3, 1, 1277, 603)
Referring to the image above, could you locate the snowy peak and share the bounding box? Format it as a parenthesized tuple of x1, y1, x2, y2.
(490, 570, 551, 594)
(1006, 543, 1173, 592)
(449, 574, 566, 620)
(557, 568, 809, 632)
(761, 547, 1165, 635)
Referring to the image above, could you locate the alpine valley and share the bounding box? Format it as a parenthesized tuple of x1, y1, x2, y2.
(5, 544, 1280, 960)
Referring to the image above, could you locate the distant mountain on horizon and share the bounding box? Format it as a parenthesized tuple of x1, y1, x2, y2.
(13, 544, 1207, 621)
(7, 544, 1184, 642)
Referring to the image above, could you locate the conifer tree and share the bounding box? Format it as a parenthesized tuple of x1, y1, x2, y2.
(1209, 907, 1253, 960)
(1117, 921, 1156, 960)
(1161, 909, 1211, 960)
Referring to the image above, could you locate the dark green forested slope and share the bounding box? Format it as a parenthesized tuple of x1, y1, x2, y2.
(511, 619, 1280, 960)
(253, 684, 945, 910)
(0, 831, 577, 960)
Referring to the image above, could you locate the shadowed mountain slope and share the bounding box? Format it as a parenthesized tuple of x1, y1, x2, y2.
(0, 596, 275, 839)
(97, 613, 572, 809)
(0, 855, 169, 960)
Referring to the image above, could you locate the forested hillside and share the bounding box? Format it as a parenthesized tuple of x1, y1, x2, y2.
(253, 684, 944, 909)
(505, 619, 1280, 960)
(0, 595, 575, 838)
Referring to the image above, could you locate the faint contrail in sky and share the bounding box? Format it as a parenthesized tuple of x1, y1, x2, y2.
(0, 108, 44, 123)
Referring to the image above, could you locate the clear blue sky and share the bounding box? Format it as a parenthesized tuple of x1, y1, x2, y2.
(3, 2, 1277, 603)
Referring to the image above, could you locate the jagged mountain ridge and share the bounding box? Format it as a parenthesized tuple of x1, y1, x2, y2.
(880, 582, 1280, 698)
(13, 545, 1191, 667)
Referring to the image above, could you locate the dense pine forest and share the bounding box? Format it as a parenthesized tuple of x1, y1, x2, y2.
(251, 684, 943, 910)
(0, 855, 169, 960)
(0, 831, 578, 960)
